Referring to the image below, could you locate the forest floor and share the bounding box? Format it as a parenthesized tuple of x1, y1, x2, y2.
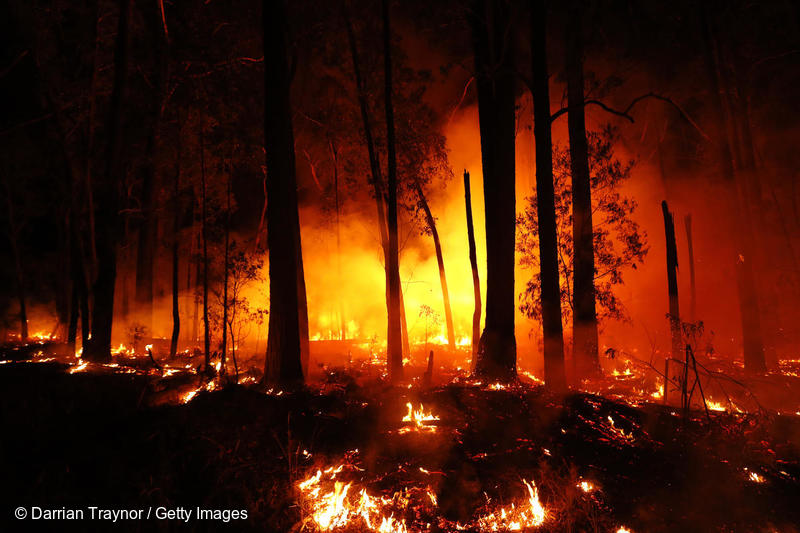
(2, 342, 800, 532)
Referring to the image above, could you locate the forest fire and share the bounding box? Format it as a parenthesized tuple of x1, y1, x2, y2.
(4, 0, 800, 530)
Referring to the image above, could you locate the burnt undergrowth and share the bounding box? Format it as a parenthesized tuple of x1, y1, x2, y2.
(1, 359, 799, 532)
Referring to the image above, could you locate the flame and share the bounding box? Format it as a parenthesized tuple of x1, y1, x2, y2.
(296, 464, 413, 533)
(745, 469, 765, 483)
(616, 527, 633, 533)
(399, 403, 440, 433)
(111, 343, 133, 357)
(577, 480, 595, 493)
(69, 361, 89, 374)
(650, 383, 664, 400)
(707, 400, 726, 412)
(474, 479, 547, 530)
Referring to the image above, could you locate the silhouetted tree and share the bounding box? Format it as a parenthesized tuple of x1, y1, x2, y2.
(530, 0, 566, 390)
(84, 0, 131, 362)
(565, 2, 600, 377)
(470, 0, 517, 379)
(263, 0, 308, 384)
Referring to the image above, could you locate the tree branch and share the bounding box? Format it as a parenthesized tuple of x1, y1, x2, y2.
(550, 92, 710, 141)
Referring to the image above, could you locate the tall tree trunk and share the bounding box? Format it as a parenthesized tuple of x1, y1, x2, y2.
(684, 214, 697, 322)
(4, 190, 28, 342)
(662, 201, 682, 359)
(263, 0, 307, 385)
(200, 125, 211, 374)
(221, 168, 231, 375)
(732, 80, 779, 367)
(382, 0, 403, 381)
(414, 181, 456, 351)
(470, 0, 517, 379)
(531, 0, 566, 391)
(84, 0, 131, 362)
(169, 122, 181, 359)
(68, 213, 90, 350)
(699, 5, 765, 373)
(136, 6, 171, 338)
(192, 251, 200, 344)
(565, 4, 600, 377)
(330, 140, 346, 341)
(344, 4, 409, 368)
(464, 170, 481, 367)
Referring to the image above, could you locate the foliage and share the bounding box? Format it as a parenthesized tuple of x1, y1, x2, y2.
(517, 126, 648, 324)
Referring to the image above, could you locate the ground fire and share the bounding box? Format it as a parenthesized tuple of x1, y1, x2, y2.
(2, 0, 800, 531)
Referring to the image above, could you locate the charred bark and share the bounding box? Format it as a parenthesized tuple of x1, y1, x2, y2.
(344, 3, 408, 371)
(169, 123, 181, 360)
(699, 4, 766, 373)
(84, 0, 131, 362)
(464, 170, 481, 366)
(565, 3, 600, 377)
(263, 0, 307, 385)
(662, 201, 682, 360)
(383, 0, 403, 381)
(531, 0, 566, 391)
(221, 169, 231, 375)
(470, 0, 517, 379)
(414, 180, 456, 352)
(4, 189, 28, 341)
(200, 125, 211, 374)
(684, 214, 696, 322)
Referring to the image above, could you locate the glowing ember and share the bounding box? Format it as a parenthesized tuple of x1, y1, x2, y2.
(616, 527, 633, 533)
(606, 416, 634, 443)
(69, 361, 89, 374)
(577, 480, 595, 493)
(181, 389, 199, 403)
(745, 469, 765, 483)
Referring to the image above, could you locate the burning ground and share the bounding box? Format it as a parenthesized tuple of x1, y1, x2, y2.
(2, 341, 800, 532)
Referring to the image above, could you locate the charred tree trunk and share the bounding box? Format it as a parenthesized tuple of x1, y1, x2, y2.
(383, 0, 403, 382)
(200, 126, 211, 374)
(84, 0, 131, 362)
(699, 5, 766, 373)
(531, 0, 566, 391)
(414, 180, 456, 352)
(169, 124, 181, 359)
(464, 170, 482, 366)
(470, 0, 517, 379)
(263, 0, 307, 385)
(662, 201, 682, 359)
(135, 38, 168, 338)
(684, 214, 696, 322)
(4, 192, 28, 342)
(221, 169, 231, 375)
(68, 214, 90, 350)
(731, 75, 779, 367)
(345, 4, 410, 369)
(565, 4, 600, 377)
(330, 140, 346, 341)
